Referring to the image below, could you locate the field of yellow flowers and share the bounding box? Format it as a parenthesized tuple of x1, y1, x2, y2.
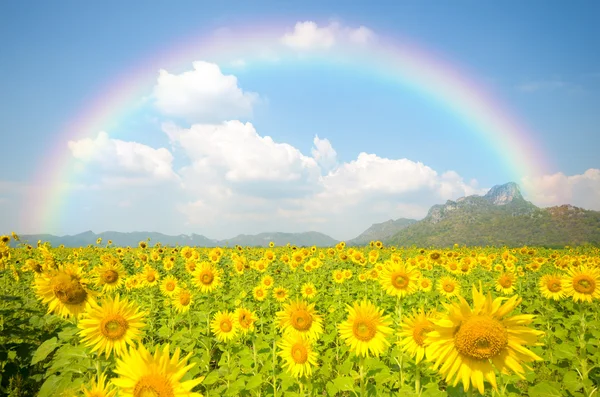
(1, 233, 599, 396)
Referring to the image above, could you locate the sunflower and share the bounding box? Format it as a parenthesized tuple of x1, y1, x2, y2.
(378, 262, 419, 298)
(495, 272, 516, 295)
(338, 300, 393, 357)
(34, 263, 96, 318)
(437, 276, 461, 298)
(278, 334, 318, 378)
(332, 270, 345, 284)
(273, 287, 289, 302)
(211, 311, 238, 342)
(276, 300, 323, 341)
(78, 295, 146, 358)
(253, 285, 267, 301)
(301, 283, 317, 299)
(82, 371, 117, 397)
(94, 262, 126, 292)
(426, 286, 544, 394)
(112, 344, 203, 397)
(192, 262, 221, 293)
(160, 275, 179, 297)
(234, 307, 257, 335)
(418, 277, 433, 292)
(172, 289, 193, 313)
(564, 266, 600, 302)
(539, 273, 566, 301)
(398, 310, 435, 363)
(141, 265, 160, 287)
(261, 275, 275, 289)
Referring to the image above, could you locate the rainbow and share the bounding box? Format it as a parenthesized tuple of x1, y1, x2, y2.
(24, 22, 551, 234)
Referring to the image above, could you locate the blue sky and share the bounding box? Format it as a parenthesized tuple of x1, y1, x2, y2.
(1, 1, 599, 240)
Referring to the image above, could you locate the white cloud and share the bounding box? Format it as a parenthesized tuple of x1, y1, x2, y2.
(165, 121, 321, 184)
(281, 21, 375, 51)
(521, 169, 600, 210)
(311, 135, 337, 173)
(152, 61, 259, 123)
(68, 131, 179, 183)
(163, 121, 484, 239)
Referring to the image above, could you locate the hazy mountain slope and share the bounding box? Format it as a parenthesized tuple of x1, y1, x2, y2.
(347, 218, 417, 246)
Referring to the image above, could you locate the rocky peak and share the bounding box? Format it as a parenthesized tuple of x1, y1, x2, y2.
(484, 182, 523, 205)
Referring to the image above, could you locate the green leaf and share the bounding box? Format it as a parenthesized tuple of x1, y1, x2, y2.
(37, 375, 62, 397)
(563, 370, 583, 393)
(31, 337, 59, 365)
(326, 381, 338, 395)
(244, 374, 262, 390)
(528, 381, 562, 397)
(333, 375, 355, 392)
(202, 371, 220, 385)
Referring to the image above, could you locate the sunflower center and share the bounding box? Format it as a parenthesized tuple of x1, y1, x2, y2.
(165, 281, 175, 291)
(547, 279, 562, 292)
(573, 275, 595, 294)
(352, 320, 377, 342)
(239, 314, 250, 328)
(420, 280, 430, 288)
(454, 316, 508, 360)
(412, 322, 433, 346)
(498, 275, 513, 288)
(443, 282, 455, 293)
(102, 270, 119, 283)
(100, 315, 129, 340)
(291, 310, 313, 331)
(52, 277, 88, 305)
(220, 319, 233, 333)
(146, 273, 156, 282)
(133, 375, 175, 397)
(179, 292, 191, 306)
(391, 273, 409, 289)
(200, 271, 214, 285)
(291, 343, 308, 364)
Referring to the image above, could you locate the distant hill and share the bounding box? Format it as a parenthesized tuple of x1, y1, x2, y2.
(12, 230, 338, 248)
(386, 182, 600, 248)
(347, 218, 417, 246)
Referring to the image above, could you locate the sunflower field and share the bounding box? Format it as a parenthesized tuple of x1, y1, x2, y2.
(1, 233, 599, 397)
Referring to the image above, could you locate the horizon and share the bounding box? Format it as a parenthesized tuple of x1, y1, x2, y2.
(1, 1, 599, 240)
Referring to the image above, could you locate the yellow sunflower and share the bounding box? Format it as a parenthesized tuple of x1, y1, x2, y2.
(301, 283, 317, 299)
(78, 295, 146, 358)
(94, 262, 126, 292)
(273, 287, 289, 302)
(276, 300, 323, 341)
(34, 263, 96, 319)
(332, 270, 345, 284)
(253, 285, 267, 301)
(140, 265, 159, 287)
(82, 371, 117, 397)
(278, 334, 318, 378)
(495, 272, 516, 295)
(539, 273, 566, 301)
(172, 289, 193, 313)
(437, 276, 461, 298)
(192, 262, 221, 293)
(160, 275, 179, 297)
(338, 300, 393, 357)
(378, 262, 419, 298)
(398, 310, 435, 363)
(112, 344, 203, 397)
(261, 275, 275, 289)
(564, 266, 600, 303)
(418, 277, 433, 292)
(426, 286, 544, 394)
(211, 311, 238, 342)
(234, 307, 257, 335)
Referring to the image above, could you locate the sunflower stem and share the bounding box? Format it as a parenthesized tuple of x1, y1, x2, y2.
(359, 355, 366, 397)
(415, 362, 421, 395)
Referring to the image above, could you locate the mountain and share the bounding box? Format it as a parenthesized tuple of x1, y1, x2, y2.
(11, 230, 337, 248)
(387, 182, 600, 248)
(347, 218, 417, 246)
